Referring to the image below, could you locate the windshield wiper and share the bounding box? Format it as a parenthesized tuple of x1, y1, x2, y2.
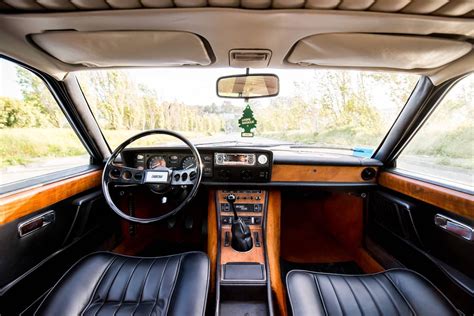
(195, 140, 296, 147)
(195, 140, 257, 147)
(288, 144, 355, 151)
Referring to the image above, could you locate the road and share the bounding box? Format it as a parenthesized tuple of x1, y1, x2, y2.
(397, 155, 472, 188)
(1, 156, 89, 186)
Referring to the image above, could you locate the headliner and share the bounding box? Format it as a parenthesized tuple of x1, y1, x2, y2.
(0, 1, 473, 84)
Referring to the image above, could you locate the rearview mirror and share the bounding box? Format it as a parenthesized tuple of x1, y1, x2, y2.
(217, 74, 279, 99)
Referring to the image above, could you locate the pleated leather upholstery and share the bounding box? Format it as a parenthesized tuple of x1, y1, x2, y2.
(287, 269, 459, 316)
(0, 0, 472, 17)
(35, 251, 210, 316)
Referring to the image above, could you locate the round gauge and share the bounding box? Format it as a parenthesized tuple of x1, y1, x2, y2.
(182, 156, 196, 169)
(147, 156, 166, 169)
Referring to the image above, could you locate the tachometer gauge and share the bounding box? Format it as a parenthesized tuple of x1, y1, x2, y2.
(148, 156, 166, 169)
(182, 156, 196, 169)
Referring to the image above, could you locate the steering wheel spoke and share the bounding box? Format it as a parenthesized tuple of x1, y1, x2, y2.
(105, 164, 144, 185)
(171, 167, 198, 186)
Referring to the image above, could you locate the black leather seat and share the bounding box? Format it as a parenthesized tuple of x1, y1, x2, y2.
(35, 251, 209, 316)
(287, 269, 459, 316)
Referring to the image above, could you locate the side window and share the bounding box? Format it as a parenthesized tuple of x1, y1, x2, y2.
(0, 58, 90, 187)
(396, 74, 473, 190)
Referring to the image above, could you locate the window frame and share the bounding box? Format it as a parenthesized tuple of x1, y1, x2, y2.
(388, 72, 473, 194)
(0, 56, 103, 194)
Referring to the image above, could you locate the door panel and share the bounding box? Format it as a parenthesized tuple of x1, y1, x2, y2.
(369, 172, 474, 313)
(0, 170, 102, 225)
(0, 170, 119, 315)
(378, 172, 473, 219)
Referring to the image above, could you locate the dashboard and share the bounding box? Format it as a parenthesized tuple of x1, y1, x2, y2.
(120, 146, 381, 186)
(121, 148, 273, 183)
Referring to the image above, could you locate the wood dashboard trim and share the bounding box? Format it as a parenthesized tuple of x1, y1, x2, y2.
(0, 170, 102, 225)
(378, 172, 474, 220)
(271, 165, 377, 183)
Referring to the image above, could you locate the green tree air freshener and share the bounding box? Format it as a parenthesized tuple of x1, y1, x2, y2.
(239, 104, 257, 137)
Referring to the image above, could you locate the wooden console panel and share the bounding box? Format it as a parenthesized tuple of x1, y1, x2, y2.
(217, 190, 267, 279)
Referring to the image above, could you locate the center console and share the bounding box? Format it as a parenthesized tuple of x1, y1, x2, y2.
(215, 189, 271, 315)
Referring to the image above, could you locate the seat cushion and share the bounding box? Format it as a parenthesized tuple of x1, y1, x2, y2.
(35, 251, 210, 316)
(287, 269, 459, 316)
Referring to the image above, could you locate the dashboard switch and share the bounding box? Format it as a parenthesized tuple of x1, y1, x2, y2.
(257, 154, 268, 165)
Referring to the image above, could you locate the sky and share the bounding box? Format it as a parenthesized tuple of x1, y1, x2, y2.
(0, 60, 22, 99)
(102, 67, 319, 106)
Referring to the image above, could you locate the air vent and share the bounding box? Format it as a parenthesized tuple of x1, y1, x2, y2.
(229, 49, 272, 68)
(361, 167, 377, 181)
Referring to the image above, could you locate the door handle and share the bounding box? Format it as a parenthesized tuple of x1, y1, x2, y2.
(434, 214, 473, 241)
(18, 210, 55, 238)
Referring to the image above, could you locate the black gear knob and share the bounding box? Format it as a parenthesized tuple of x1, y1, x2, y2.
(226, 193, 236, 203)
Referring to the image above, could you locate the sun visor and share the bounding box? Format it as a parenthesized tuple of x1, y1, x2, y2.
(31, 31, 212, 67)
(287, 33, 472, 70)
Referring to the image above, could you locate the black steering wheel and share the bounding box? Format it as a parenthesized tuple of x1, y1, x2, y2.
(102, 129, 203, 224)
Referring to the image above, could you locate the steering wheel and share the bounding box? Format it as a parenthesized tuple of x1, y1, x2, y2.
(102, 129, 203, 224)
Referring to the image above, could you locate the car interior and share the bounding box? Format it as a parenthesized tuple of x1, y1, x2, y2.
(0, 1, 473, 315)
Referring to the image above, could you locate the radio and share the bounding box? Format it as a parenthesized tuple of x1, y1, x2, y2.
(213, 151, 272, 182)
(215, 153, 256, 166)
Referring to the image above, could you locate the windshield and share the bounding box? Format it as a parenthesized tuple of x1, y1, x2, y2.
(77, 69, 418, 156)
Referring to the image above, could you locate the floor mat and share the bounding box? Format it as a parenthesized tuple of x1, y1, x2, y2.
(280, 259, 364, 282)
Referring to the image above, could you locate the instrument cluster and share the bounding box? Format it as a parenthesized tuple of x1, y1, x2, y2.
(146, 155, 196, 170)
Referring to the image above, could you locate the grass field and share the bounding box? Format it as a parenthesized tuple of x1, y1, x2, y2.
(1, 128, 472, 171)
(0, 128, 86, 168)
(0, 128, 202, 168)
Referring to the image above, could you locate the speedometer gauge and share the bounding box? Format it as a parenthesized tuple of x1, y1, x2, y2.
(148, 156, 166, 169)
(182, 156, 196, 169)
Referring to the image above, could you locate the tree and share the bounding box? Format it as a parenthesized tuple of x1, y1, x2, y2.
(0, 97, 39, 128)
(238, 104, 258, 136)
(16, 67, 65, 127)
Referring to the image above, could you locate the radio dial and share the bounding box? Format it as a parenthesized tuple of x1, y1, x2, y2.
(257, 154, 268, 165)
(218, 169, 231, 179)
(241, 170, 251, 180)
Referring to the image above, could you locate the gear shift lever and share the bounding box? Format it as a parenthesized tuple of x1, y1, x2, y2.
(226, 194, 253, 252)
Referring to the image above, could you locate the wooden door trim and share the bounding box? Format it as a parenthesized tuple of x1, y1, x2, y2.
(378, 172, 474, 220)
(0, 170, 102, 225)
